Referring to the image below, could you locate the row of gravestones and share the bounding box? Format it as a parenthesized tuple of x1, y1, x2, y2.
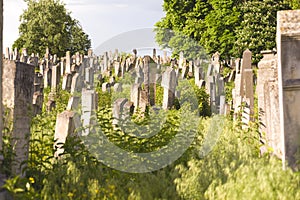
(53, 49, 214, 156)
(0, 12, 299, 196)
(1, 46, 102, 175)
(258, 10, 300, 169)
(0, 44, 260, 177)
(229, 10, 300, 170)
(1, 45, 224, 168)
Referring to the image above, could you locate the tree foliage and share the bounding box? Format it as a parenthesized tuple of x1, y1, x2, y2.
(233, 0, 291, 63)
(13, 0, 91, 57)
(155, 0, 299, 62)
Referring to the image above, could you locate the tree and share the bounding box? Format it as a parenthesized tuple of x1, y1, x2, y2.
(233, 0, 291, 63)
(155, 0, 211, 59)
(200, 0, 241, 58)
(13, 0, 91, 57)
(155, 0, 299, 62)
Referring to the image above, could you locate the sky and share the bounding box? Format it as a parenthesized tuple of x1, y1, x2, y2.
(3, 0, 165, 54)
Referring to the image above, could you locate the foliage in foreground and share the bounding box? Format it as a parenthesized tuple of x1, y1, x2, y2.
(3, 107, 300, 199)
(2, 75, 300, 199)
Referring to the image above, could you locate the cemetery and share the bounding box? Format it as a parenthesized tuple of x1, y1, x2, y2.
(0, 0, 300, 199)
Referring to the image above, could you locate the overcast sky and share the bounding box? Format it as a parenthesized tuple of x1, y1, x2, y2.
(3, 0, 165, 53)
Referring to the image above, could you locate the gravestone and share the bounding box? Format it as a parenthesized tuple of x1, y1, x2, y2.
(46, 93, 56, 112)
(124, 101, 134, 117)
(20, 48, 28, 63)
(131, 83, 141, 112)
(84, 67, 94, 88)
(277, 10, 300, 168)
(12, 47, 19, 61)
(103, 52, 109, 71)
(51, 64, 60, 93)
(110, 76, 116, 86)
(194, 66, 202, 87)
(257, 50, 281, 158)
(102, 82, 111, 92)
(143, 56, 157, 106)
(121, 61, 126, 78)
(71, 73, 82, 94)
(65, 51, 71, 74)
(2, 60, 35, 175)
(32, 91, 43, 116)
(114, 61, 120, 77)
(207, 76, 217, 113)
(67, 96, 80, 111)
(153, 48, 157, 60)
(34, 73, 43, 92)
(81, 89, 97, 136)
(5, 47, 9, 59)
(60, 58, 65, 76)
(112, 98, 129, 126)
(163, 51, 168, 64)
(0, 0, 3, 157)
(88, 49, 93, 57)
(179, 51, 184, 69)
(219, 95, 226, 115)
(162, 68, 176, 109)
(114, 83, 122, 92)
(212, 52, 220, 74)
(241, 49, 254, 119)
(54, 111, 76, 157)
(189, 61, 193, 74)
(62, 73, 72, 91)
(43, 67, 51, 88)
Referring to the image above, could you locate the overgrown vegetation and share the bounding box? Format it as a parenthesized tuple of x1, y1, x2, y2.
(1, 72, 300, 199)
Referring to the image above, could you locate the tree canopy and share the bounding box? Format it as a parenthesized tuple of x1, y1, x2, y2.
(155, 0, 299, 63)
(13, 0, 91, 57)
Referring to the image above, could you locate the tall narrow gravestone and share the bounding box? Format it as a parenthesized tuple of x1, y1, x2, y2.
(241, 49, 254, 120)
(257, 50, 281, 158)
(162, 68, 176, 109)
(277, 10, 300, 168)
(2, 60, 35, 175)
(0, 0, 3, 156)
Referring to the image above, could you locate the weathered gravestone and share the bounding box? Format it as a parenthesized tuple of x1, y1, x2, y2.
(162, 68, 176, 109)
(114, 83, 122, 92)
(257, 50, 281, 157)
(112, 98, 129, 126)
(143, 56, 157, 106)
(51, 63, 61, 93)
(62, 51, 73, 91)
(2, 60, 35, 175)
(81, 89, 97, 136)
(277, 10, 300, 168)
(0, 0, 3, 163)
(102, 82, 111, 92)
(131, 83, 141, 112)
(54, 111, 76, 157)
(232, 50, 254, 123)
(240, 49, 254, 120)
